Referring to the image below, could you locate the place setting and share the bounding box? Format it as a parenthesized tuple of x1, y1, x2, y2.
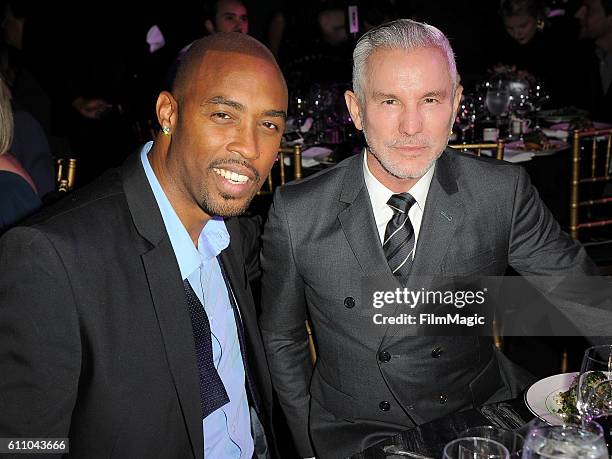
(522, 344, 612, 458)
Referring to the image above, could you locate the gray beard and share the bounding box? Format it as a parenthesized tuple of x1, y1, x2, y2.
(363, 128, 441, 180)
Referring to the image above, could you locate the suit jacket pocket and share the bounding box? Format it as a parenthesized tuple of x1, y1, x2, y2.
(310, 369, 355, 421)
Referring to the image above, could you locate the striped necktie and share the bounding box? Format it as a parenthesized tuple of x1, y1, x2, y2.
(383, 193, 416, 277)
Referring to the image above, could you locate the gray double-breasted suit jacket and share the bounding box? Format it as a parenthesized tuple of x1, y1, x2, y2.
(259, 149, 596, 458)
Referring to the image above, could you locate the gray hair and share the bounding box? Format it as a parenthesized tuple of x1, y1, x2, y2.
(352, 19, 459, 104)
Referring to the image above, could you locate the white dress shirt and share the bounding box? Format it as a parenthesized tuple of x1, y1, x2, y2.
(362, 150, 435, 258)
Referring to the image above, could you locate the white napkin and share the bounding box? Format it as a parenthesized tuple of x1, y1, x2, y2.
(283, 146, 333, 168)
(541, 128, 569, 141)
(146, 25, 166, 54)
(503, 150, 535, 163)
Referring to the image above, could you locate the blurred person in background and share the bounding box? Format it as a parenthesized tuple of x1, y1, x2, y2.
(205, 0, 249, 34)
(282, 0, 353, 92)
(0, 0, 51, 135)
(489, 0, 572, 104)
(165, 0, 250, 90)
(572, 0, 612, 121)
(0, 76, 40, 232)
(0, 58, 54, 198)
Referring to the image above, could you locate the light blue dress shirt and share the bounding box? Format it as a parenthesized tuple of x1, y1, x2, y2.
(140, 142, 253, 458)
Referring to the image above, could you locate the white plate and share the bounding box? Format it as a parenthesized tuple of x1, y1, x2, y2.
(539, 108, 589, 123)
(524, 372, 578, 425)
(549, 122, 612, 131)
(506, 139, 570, 156)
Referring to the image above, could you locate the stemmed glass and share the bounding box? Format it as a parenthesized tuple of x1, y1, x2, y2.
(577, 346, 612, 415)
(485, 80, 511, 131)
(443, 437, 510, 459)
(576, 345, 612, 453)
(459, 426, 524, 458)
(584, 380, 612, 449)
(521, 419, 607, 458)
(454, 94, 478, 142)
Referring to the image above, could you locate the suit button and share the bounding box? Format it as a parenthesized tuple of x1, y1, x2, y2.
(439, 394, 448, 404)
(378, 351, 391, 363)
(431, 347, 443, 358)
(379, 401, 391, 411)
(344, 297, 355, 309)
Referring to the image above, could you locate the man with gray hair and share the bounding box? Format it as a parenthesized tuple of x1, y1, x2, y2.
(259, 19, 596, 458)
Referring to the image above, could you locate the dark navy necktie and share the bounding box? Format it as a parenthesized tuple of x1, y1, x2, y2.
(183, 279, 230, 419)
(384, 193, 416, 277)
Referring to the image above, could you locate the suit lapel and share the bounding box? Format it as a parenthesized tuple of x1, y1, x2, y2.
(411, 151, 464, 277)
(338, 154, 392, 277)
(122, 152, 203, 457)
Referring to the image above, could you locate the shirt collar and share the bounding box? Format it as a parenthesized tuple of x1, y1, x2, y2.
(140, 141, 229, 280)
(362, 149, 435, 213)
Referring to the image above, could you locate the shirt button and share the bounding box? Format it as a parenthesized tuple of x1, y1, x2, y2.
(344, 297, 355, 309)
(439, 394, 448, 404)
(378, 351, 391, 363)
(379, 401, 391, 411)
(431, 347, 443, 358)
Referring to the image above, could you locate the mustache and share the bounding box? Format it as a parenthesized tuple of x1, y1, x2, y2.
(209, 158, 260, 182)
(385, 137, 433, 148)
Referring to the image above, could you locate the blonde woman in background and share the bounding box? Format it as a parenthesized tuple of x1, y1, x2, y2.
(0, 78, 40, 232)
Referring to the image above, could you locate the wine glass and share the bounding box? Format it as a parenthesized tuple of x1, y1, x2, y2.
(454, 93, 478, 142)
(459, 426, 524, 458)
(443, 437, 510, 459)
(521, 419, 607, 458)
(485, 81, 511, 130)
(577, 345, 612, 418)
(584, 379, 612, 450)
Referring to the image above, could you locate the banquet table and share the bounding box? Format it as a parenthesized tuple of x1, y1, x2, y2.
(350, 396, 535, 458)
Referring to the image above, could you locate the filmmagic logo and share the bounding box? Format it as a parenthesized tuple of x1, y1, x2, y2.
(371, 287, 489, 328)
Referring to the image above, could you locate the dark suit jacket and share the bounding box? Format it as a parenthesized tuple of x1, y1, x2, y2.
(0, 152, 274, 458)
(259, 150, 596, 458)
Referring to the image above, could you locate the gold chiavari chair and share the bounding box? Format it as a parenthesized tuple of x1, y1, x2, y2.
(449, 139, 506, 350)
(569, 128, 612, 273)
(448, 140, 505, 161)
(258, 144, 303, 195)
(56, 158, 77, 192)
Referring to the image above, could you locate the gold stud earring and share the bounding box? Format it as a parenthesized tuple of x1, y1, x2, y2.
(162, 126, 171, 135)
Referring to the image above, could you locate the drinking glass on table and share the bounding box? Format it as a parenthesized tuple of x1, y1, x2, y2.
(459, 426, 524, 458)
(577, 346, 612, 425)
(521, 419, 607, 458)
(443, 437, 510, 459)
(485, 80, 511, 129)
(584, 379, 612, 450)
(577, 346, 612, 453)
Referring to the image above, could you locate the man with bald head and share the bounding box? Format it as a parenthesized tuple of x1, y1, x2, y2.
(0, 33, 287, 458)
